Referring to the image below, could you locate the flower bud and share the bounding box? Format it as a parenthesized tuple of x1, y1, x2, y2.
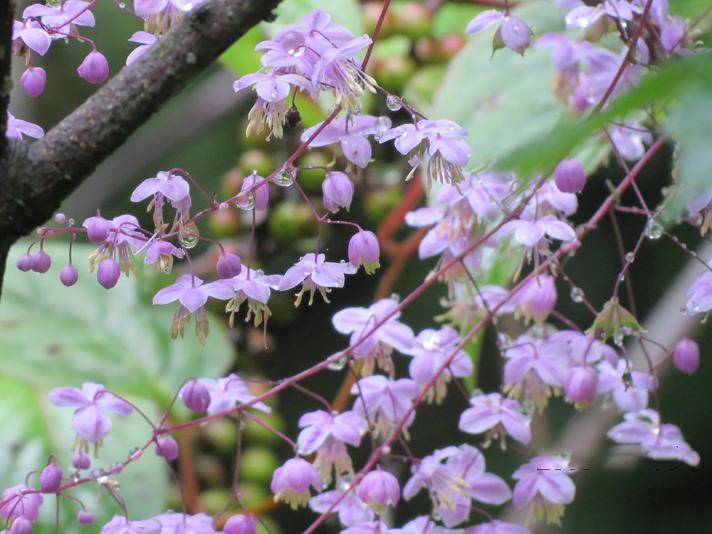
(217, 253, 242, 278)
(10, 517, 31, 534)
(554, 158, 586, 194)
(498, 16, 531, 55)
(673, 337, 699, 375)
(357, 469, 400, 510)
(224, 514, 257, 534)
(348, 230, 380, 274)
(180, 380, 211, 412)
(54, 213, 67, 225)
(16, 253, 32, 272)
(60, 265, 79, 287)
(77, 510, 94, 524)
(322, 171, 354, 213)
(97, 258, 121, 289)
(83, 215, 112, 243)
(31, 251, 51, 273)
(72, 451, 91, 470)
(40, 462, 63, 493)
(516, 274, 557, 323)
(271, 458, 322, 509)
(20, 66, 47, 98)
(564, 366, 598, 405)
(77, 50, 109, 84)
(154, 435, 179, 461)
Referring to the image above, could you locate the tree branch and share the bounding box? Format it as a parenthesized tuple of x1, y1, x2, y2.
(0, 0, 14, 156)
(0, 0, 282, 295)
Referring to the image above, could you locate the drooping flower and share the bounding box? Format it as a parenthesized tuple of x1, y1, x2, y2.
(684, 264, 712, 316)
(596, 359, 656, 412)
(465, 10, 532, 55)
(512, 274, 557, 323)
(48, 382, 133, 444)
(20, 66, 46, 98)
(12, 19, 51, 56)
(379, 119, 470, 187)
(332, 298, 415, 375)
(199, 373, 271, 415)
(301, 115, 391, 168)
(309, 488, 374, 528)
(322, 171, 355, 213)
(126, 31, 157, 66)
(77, 50, 109, 84)
(357, 469, 401, 512)
(608, 409, 700, 466)
(224, 514, 257, 534)
(5, 111, 44, 140)
(512, 455, 576, 525)
(348, 230, 380, 274)
(130, 170, 192, 224)
(672, 337, 700, 375)
(351, 375, 419, 440)
(142, 238, 184, 273)
(553, 158, 586, 193)
(296, 409, 367, 483)
(0, 485, 43, 522)
(459, 392, 532, 447)
(271, 458, 323, 509)
(222, 266, 282, 327)
(498, 215, 576, 257)
(23, 1, 96, 29)
(279, 253, 356, 306)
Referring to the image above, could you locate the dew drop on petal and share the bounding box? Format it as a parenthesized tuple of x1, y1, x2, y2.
(274, 167, 295, 187)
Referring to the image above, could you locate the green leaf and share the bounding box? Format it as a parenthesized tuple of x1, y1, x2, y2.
(264, 0, 364, 37)
(0, 243, 234, 404)
(0, 243, 235, 530)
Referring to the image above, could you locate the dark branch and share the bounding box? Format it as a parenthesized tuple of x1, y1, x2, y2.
(0, 0, 282, 294)
(0, 0, 14, 155)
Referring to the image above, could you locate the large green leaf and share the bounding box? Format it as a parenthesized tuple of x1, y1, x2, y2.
(0, 243, 234, 531)
(432, 2, 608, 174)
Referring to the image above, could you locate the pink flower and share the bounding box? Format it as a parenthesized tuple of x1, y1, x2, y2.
(224, 514, 257, 534)
(48, 382, 133, 443)
(12, 19, 51, 55)
(685, 267, 712, 315)
(279, 252, 356, 306)
(357, 469, 400, 510)
(236, 172, 269, 211)
(309, 489, 373, 528)
(512, 455, 576, 525)
(126, 31, 157, 65)
(563, 366, 598, 405)
(348, 230, 380, 274)
(0, 485, 43, 522)
(322, 171, 355, 213)
(271, 458, 323, 509)
(513, 274, 557, 323)
(553, 158, 586, 193)
(5, 111, 44, 140)
(130, 170, 191, 214)
(389, 516, 460, 534)
(20, 66, 46, 98)
(596, 359, 656, 412)
(351, 375, 418, 440)
(221, 266, 282, 327)
(459, 392, 532, 446)
(465, 10, 532, 55)
(672, 337, 700, 374)
(23, 1, 96, 29)
(198, 373, 270, 415)
(498, 215, 576, 252)
(77, 50, 109, 84)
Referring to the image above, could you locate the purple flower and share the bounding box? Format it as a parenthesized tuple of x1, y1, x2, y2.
(199, 373, 270, 415)
(130, 170, 191, 219)
(60, 264, 79, 286)
(134, 0, 205, 18)
(216, 253, 242, 279)
(512, 274, 557, 323)
(224, 514, 257, 534)
(684, 266, 712, 315)
(608, 409, 700, 466)
(5, 111, 44, 140)
(466, 520, 531, 534)
(20, 66, 46, 98)
(39, 462, 63, 493)
(459, 392, 532, 447)
(23, 1, 96, 29)
(402, 327, 473, 403)
(351, 375, 419, 440)
(179, 379, 211, 412)
(78, 510, 95, 524)
(72, 451, 91, 470)
(236, 172, 269, 211)
(341, 520, 390, 534)
(30, 250, 51, 273)
(333, 298, 415, 375)
(357, 469, 400, 511)
(563, 366, 598, 405)
(596, 359, 656, 412)
(673, 337, 699, 375)
(271, 458, 323, 509)
(553, 158, 586, 193)
(12, 19, 51, 56)
(379, 119, 470, 187)
(77, 50, 109, 85)
(154, 435, 179, 461)
(152, 274, 235, 342)
(564, 0, 637, 31)
(608, 122, 652, 161)
(279, 252, 356, 306)
(512, 455, 576, 525)
(97, 258, 121, 289)
(143, 239, 184, 273)
(499, 215, 576, 252)
(126, 31, 157, 65)
(83, 214, 113, 243)
(297, 409, 366, 483)
(223, 266, 282, 327)
(322, 171, 355, 213)
(309, 489, 374, 528)
(48, 382, 133, 443)
(301, 115, 391, 168)
(99, 515, 145, 534)
(348, 230, 380, 274)
(465, 10, 532, 55)
(0, 485, 43, 521)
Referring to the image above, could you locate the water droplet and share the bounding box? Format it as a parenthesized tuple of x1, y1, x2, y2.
(238, 192, 255, 211)
(327, 355, 348, 371)
(624, 252, 635, 263)
(178, 222, 200, 249)
(644, 218, 663, 240)
(386, 94, 402, 112)
(338, 475, 353, 491)
(274, 166, 295, 187)
(185, 52, 197, 64)
(118, 1, 126, 7)
(570, 287, 585, 303)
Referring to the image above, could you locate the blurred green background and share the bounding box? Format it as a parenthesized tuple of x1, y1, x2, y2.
(2, 0, 712, 532)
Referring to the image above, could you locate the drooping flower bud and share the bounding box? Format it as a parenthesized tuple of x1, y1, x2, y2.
(322, 171, 354, 213)
(564, 366, 598, 405)
(179, 380, 211, 412)
(554, 158, 586, 194)
(348, 230, 380, 274)
(216, 253, 242, 278)
(72, 451, 91, 470)
(77, 50, 109, 84)
(60, 265, 79, 287)
(83, 215, 112, 243)
(10, 517, 32, 534)
(39, 462, 63, 493)
(673, 337, 699, 375)
(497, 16, 531, 55)
(16, 254, 32, 272)
(270, 458, 322, 509)
(224, 514, 257, 534)
(77, 510, 94, 524)
(97, 258, 121, 289)
(154, 435, 179, 461)
(20, 66, 47, 98)
(31, 251, 51, 273)
(516, 274, 557, 323)
(357, 469, 400, 511)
